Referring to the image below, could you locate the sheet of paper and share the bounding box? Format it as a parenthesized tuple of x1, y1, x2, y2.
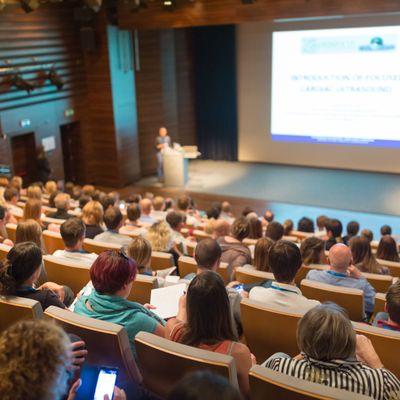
(150, 283, 186, 320)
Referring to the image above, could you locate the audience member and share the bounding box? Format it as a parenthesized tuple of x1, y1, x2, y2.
(22, 198, 43, 228)
(0, 242, 72, 308)
(3, 186, 22, 217)
(53, 218, 97, 266)
(127, 236, 153, 274)
(166, 271, 254, 397)
(74, 250, 165, 358)
(0, 320, 84, 400)
(361, 228, 373, 242)
(283, 219, 294, 236)
(373, 281, 400, 331)
(377, 235, 400, 262)
(212, 219, 231, 240)
(263, 210, 274, 224)
(166, 211, 189, 254)
(207, 206, 221, 221)
(139, 198, 156, 225)
(81, 200, 104, 239)
(27, 185, 42, 200)
(151, 196, 167, 221)
(119, 203, 147, 236)
(167, 371, 242, 400)
(101, 193, 118, 211)
(94, 207, 131, 247)
(47, 193, 72, 220)
(0, 205, 13, 245)
(244, 237, 274, 272)
(82, 184, 96, 198)
(217, 217, 251, 280)
(297, 217, 314, 233)
(306, 244, 375, 315)
(247, 217, 262, 239)
(350, 236, 388, 275)
(381, 224, 392, 236)
(165, 197, 174, 211)
(300, 236, 325, 266)
(48, 190, 59, 208)
(177, 194, 200, 226)
(77, 195, 91, 211)
(241, 206, 254, 217)
(64, 181, 74, 197)
(315, 215, 328, 237)
(220, 201, 235, 224)
(249, 241, 320, 312)
(342, 220, 360, 245)
(264, 303, 400, 399)
(44, 180, 58, 196)
(325, 218, 343, 250)
(265, 221, 284, 242)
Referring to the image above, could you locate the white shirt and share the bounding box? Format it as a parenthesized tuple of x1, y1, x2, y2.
(94, 231, 132, 247)
(7, 203, 23, 217)
(119, 225, 148, 237)
(150, 210, 167, 221)
(249, 281, 320, 313)
(52, 250, 98, 267)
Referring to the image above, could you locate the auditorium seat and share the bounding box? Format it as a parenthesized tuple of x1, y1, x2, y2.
(243, 238, 257, 247)
(178, 255, 197, 278)
(83, 238, 122, 254)
(150, 251, 174, 271)
(193, 229, 212, 242)
(0, 243, 11, 261)
(42, 255, 90, 295)
(44, 306, 142, 385)
(362, 272, 393, 293)
(300, 279, 364, 322)
(295, 264, 328, 287)
(282, 235, 300, 243)
(186, 241, 196, 257)
(42, 206, 57, 216)
(373, 292, 386, 316)
(0, 296, 43, 332)
(248, 365, 372, 400)
(42, 230, 65, 254)
(352, 321, 400, 378)
(128, 274, 158, 304)
(289, 230, 313, 241)
(134, 331, 238, 398)
(42, 216, 66, 226)
(240, 299, 302, 362)
(235, 267, 275, 285)
(376, 259, 400, 278)
(5, 223, 17, 243)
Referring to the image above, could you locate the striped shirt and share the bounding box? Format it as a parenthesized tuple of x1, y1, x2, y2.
(265, 354, 400, 400)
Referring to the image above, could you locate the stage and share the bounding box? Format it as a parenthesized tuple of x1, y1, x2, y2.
(134, 160, 400, 238)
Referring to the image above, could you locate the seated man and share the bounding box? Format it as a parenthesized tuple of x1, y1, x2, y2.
(150, 196, 167, 221)
(119, 203, 147, 237)
(53, 217, 97, 267)
(249, 241, 320, 312)
(139, 198, 156, 225)
(325, 218, 343, 250)
(94, 206, 132, 247)
(3, 186, 23, 217)
(47, 193, 73, 220)
(265, 221, 284, 242)
(373, 281, 400, 331)
(306, 243, 376, 316)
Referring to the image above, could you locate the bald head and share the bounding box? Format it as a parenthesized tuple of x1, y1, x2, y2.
(140, 198, 152, 215)
(213, 220, 230, 239)
(328, 244, 352, 272)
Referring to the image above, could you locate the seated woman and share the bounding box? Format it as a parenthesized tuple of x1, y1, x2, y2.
(350, 236, 389, 275)
(0, 242, 72, 308)
(377, 235, 400, 263)
(264, 303, 400, 400)
(15, 219, 48, 284)
(74, 250, 166, 359)
(217, 217, 252, 281)
(22, 198, 44, 229)
(300, 236, 325, 266)
(166, 271, 254, 398)
(81, 200, 104, 239)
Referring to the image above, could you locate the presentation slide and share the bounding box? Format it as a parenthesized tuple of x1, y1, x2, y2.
(271, 26, 400, 147)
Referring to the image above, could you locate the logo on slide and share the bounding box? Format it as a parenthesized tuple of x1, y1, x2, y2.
(359, 36, 395, 51)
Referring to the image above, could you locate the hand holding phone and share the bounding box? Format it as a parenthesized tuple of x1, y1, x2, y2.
(94, 368, 118, 400)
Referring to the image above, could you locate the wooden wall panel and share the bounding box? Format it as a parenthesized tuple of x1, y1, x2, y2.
(118, 0, 400, 29)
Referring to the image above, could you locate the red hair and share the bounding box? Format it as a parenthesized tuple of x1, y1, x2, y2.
(90, 251, 137, 294)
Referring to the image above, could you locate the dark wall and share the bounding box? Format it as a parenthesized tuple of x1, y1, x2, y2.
(192, 25, 238, 161)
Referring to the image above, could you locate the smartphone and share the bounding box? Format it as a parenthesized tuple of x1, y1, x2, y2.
(119, 201, 126, 210)
(235, 284, 244, 294)
(93, 368, 118, 400)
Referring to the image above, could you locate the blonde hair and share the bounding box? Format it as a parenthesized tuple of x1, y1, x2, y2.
(27, 185, 42, 200)
(45, 181, 57, 195)
(10, 176, 23, 191)
(127, 237, 152, 271)
(0, 177, 9, 187)
(16, 219, 43, 248)
(23, 199, 42, 225)
(82, 200, 104, 226)
(82, 184, 96, 197)
(54, 193, 70, 210)
(146, 221, 172, 252)
(153, 196, 165, 211)
(0, 320, 71, 400)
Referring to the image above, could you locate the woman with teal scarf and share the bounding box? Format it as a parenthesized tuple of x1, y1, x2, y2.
(74, 250, 166, 359)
